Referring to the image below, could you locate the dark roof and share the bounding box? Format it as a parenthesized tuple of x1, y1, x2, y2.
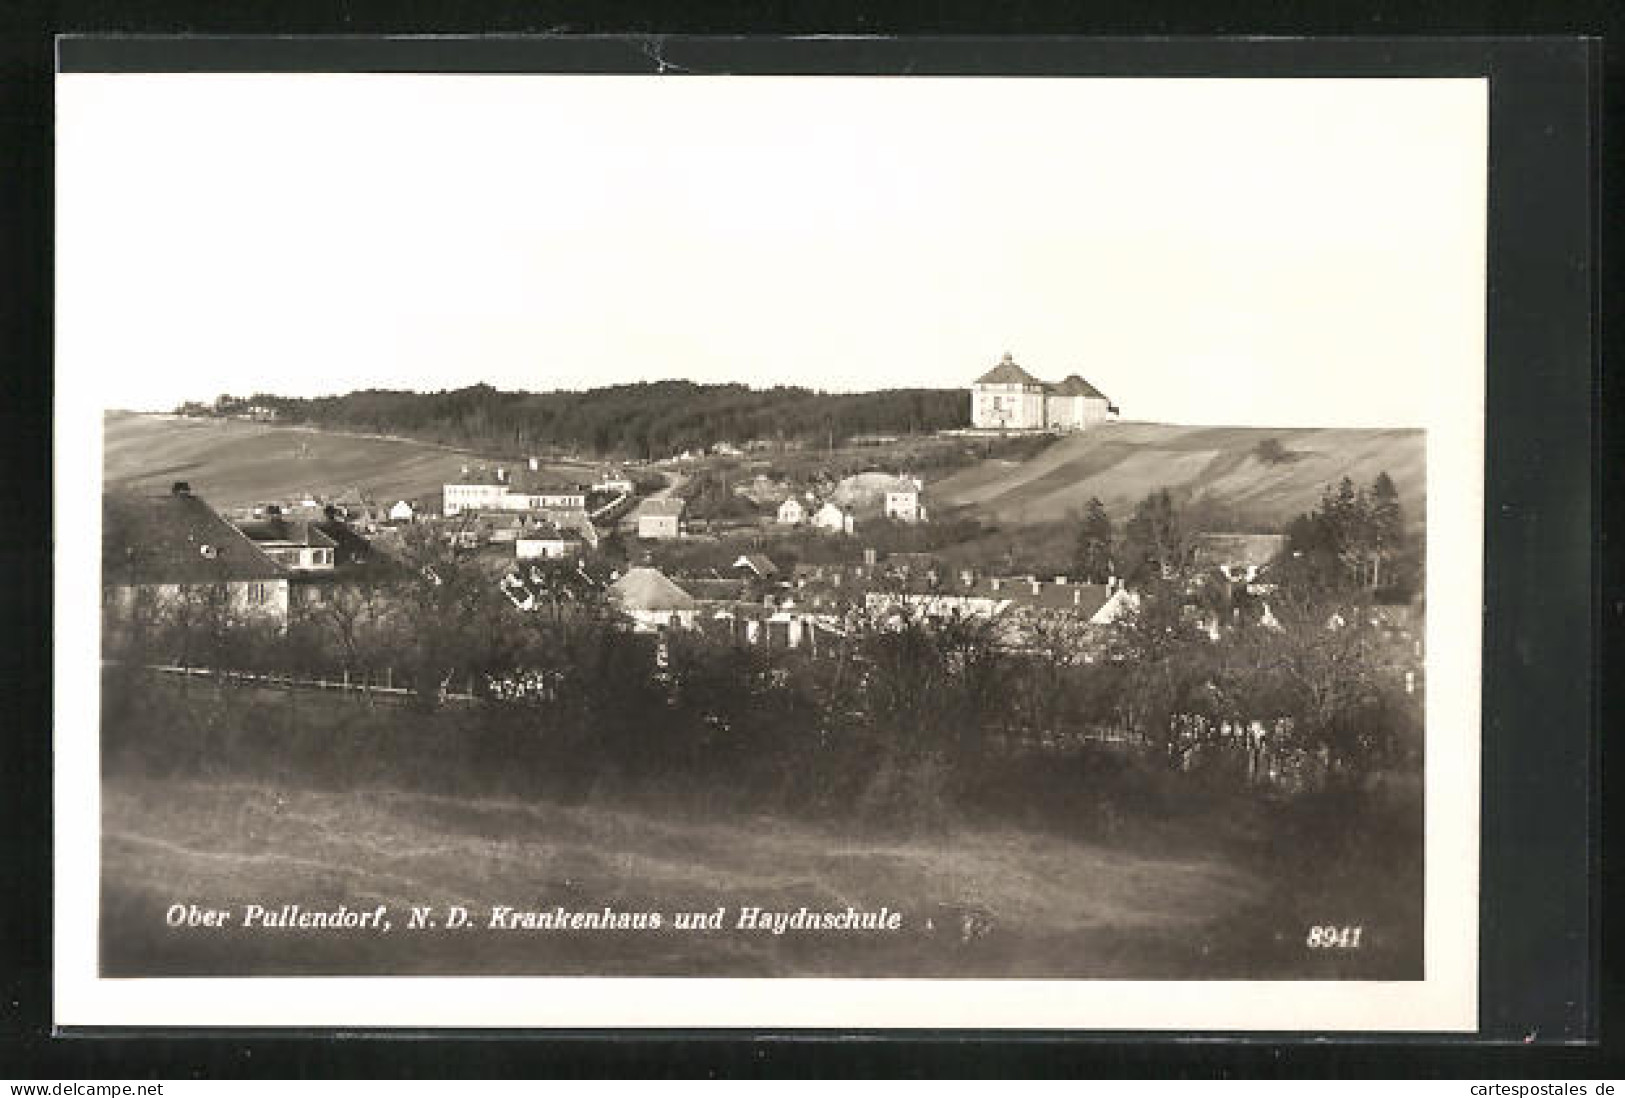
(974, 352, 1042, 386)
(519, 520, 586, 541)
(447, 467, 586, 493)
(733, 553, 778, 577)
(235, 518, 339, 548)
(311, 520, 402, 573)
(104, 491, 287, 586)
(1048, 374, 1108, 399)
(676, 577, 749, 602)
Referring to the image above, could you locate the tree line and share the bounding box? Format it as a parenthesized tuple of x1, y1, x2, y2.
(192, 383, 971, 460)
(1071, 472, 1417, 601)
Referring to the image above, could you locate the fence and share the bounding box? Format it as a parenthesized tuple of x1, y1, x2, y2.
(144, 663, 479, 704)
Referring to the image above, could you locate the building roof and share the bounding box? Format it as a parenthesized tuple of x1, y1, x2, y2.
(104, 490, 287, 586)
(1048, 374, 1108, 399)
(676, 577, 749, 602)
(635, 497, 686, 518)
(235, 518, 339, 548)
(1192, 533, 1289, 570)
(974, 352, 1042, 387)
(608, 567, 698, 612)
(446, 467, 585, 493)
(877, 476, 922, 495)
(733, 553, 779, 577)
(518, 520, 586, 542)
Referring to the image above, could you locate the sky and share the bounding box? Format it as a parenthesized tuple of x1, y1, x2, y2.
(56, 74, 1486, 427)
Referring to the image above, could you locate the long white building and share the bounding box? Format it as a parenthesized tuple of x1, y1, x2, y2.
(970, 352, 1117, 431)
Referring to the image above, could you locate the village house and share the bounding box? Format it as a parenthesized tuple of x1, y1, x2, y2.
(592, 468, 635, 494)
(863, 573, 1137, 651)
(732, 553, 779, 581)
(483, 513, 528, 544)
(234, 516, 338, 573)
(1192, 532, 1290, 585)
(634, 497, 685, 540)
(776, 496, 807, 526)
(607, 566, 700, 632)
(970, 352, 1117, 431)
(388, 499, 416, 522)
(879, 476, 927, 524)
(442, 466, 589, 516)
(811, 501, 855, 535)
(516, 520, 587, 560)
(103, 483, 291, 630)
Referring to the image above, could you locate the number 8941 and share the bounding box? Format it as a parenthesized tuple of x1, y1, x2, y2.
(1306, 925, 1363, 949)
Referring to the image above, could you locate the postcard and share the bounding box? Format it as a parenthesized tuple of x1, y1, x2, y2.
(55, 63, 1485, 1030)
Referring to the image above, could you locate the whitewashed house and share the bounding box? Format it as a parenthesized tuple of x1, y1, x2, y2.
(516, 521, 586, 560)
(634, 497, 686, 539)
(880, 476, 927, 523)
(777, 497, 807, 526)
(388, 500, 415, 522)
(607, 567, 699, 632)
(812, 502, 855, 535)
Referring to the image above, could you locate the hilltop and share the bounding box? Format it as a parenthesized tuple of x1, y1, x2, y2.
(932, 422, 1425, 529)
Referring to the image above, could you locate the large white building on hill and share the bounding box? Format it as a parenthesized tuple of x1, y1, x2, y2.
(971, 352, 1117, 431)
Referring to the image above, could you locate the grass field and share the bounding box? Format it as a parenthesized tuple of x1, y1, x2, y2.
(102, 412, 594, 509)
(100, 769, 1419, 979)
(99, 775, 1261, 977)
(932, 422, 1425, 528)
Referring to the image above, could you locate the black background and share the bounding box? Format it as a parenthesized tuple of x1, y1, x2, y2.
(3, 15, 1614, 1080)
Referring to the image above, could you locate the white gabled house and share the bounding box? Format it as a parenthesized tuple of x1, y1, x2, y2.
(880, 476, 927, 524)
(777, 497, 807, 526)
(811, 501, 855, 535)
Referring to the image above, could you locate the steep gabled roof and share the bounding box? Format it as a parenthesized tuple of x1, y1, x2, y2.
(733, 553, 779, 577)
(974, 352, 1042, 386)
(104, 490, 287, 586)
(608, 567, 698, 612)
(1048, 374, 1108, 399)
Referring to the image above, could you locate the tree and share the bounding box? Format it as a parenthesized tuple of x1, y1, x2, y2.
(1121, 488, 1188, 584)
(1073, 497, 1114, 583)
(1368, 471, 1404, 591)
(1105, 576, 1212, 768)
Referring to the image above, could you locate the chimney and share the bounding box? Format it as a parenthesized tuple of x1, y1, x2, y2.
(1073, 589, 1082, 606)
(460, 464, 470, 477)
(960, 570, 974, 587)
(496, 467, 506, 482)
(864, 547, 877, 567)
(991, 577, 1001, 592)
(529, 456, 539, 471)
(1030, 580, 1041, 596)
(170, 481, 192, 496)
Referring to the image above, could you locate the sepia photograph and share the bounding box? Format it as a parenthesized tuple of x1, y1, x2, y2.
(53, 64, 1487, 1029)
